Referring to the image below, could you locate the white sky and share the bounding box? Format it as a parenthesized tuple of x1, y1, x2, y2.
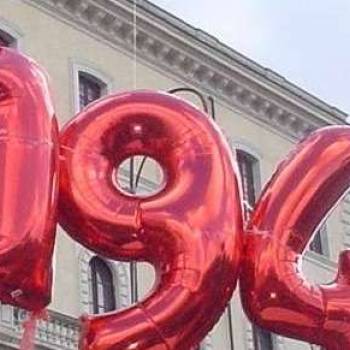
(150, 0, 350, 114)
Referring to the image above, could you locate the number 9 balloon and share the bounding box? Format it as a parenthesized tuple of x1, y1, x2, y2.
(240, 126, 350, 349)
(0, 48, 58, 311)
(58, 91, 243, 349)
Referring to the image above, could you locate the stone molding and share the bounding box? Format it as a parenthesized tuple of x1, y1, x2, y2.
(24, 0, 347, 141)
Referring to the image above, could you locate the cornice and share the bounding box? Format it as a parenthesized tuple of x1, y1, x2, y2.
(25, 0, 348, 140)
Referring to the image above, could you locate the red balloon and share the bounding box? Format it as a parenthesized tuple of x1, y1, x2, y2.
(0, 48, 58, 311)
(240, 126, 350, 349)
(58, 91, 243, 350)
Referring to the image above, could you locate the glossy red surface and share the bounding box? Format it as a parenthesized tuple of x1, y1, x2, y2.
(240, 126, 350, 349)
(59, 91, 243, 350)
(0, 48, 58, 311)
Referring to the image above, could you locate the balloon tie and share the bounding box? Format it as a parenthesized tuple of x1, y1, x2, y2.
(19, 309, 48, 350)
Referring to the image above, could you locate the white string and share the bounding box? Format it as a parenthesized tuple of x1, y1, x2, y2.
(130, 1, 139, 302)
(133, 0, 137, 89)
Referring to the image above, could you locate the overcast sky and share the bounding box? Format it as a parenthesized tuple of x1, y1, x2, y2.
(150, 0, 350, 115)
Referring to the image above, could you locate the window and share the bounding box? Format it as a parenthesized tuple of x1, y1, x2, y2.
(253, 327, 274, 350)
(0, 29, 16, 48)
(89, 257, 116, 314)
(0, 36, 8, 47)
(237, 150, 258, 220)
(309, 224, 327, 255)
(78, 72, 106, 110)
(310, 231, 322, 254)
(237, 149, 274, 350)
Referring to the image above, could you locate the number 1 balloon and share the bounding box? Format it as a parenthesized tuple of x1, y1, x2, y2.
(58, 91, 243, 350)
(0, 48, 58, 311)
(240, 126, 350, 349)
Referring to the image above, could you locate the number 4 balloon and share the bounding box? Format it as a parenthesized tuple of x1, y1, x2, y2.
(240, 126, 350, 350)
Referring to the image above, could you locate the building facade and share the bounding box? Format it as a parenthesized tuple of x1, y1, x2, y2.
(0, 0, 348, 349)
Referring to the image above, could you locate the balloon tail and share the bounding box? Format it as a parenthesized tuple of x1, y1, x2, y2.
(19, 309, 48, 350)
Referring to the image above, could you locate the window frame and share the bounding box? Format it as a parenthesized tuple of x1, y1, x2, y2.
(78, 71, 106, 111)
(0, 34, 11, 47)
(71, 62, 113, 114)
(309, 223, 329, 256)
(89, 256, 116, 314)
(253, 325, 276, 350)
(234, 144, 275, 350)
(236, 148, 261, 220)
(237, 150, 258, 209)
(0, 20, 23, 49)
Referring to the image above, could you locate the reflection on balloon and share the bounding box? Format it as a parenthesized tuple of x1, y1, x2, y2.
(58, 91, 243, 350)
(240, 126, 350, 350)
(0, 48, 59, 311)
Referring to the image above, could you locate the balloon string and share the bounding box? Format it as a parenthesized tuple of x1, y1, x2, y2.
(133, 0, 138, 89)
(19, 309, 48, 350)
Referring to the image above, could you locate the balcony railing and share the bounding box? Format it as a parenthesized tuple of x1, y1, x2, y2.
(0, 304, 79, 349)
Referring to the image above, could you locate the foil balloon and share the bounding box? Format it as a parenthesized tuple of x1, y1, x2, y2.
(0, 48, 58, 311)
(58, 91, 243, 350)
(240, 126, 350, 349)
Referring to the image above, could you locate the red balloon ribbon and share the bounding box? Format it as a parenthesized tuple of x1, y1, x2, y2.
(58, 91, 243, 350)
(19, 309, 48, 350)
(240, 126, 350, 349)
(0, 48, 58, 312)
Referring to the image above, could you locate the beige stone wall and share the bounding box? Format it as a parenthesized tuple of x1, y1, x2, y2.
(0, 1, 346, 349)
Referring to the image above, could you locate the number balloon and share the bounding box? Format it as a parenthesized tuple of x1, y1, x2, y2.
(0, 48, 58, 311)
(58, 91, 243, 350)
(240, 126, 350, 349)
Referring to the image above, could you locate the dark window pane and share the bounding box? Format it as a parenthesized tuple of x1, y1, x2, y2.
(237, 150, 258, 219)
(309, 224, 327, 255)
(0, 36, 9, 47)
(310, 230, 323, 254)
(237, 151, 274, 349)
(0, 30, 15, 47)
(253, 326, 274, 350)
(79, 73, 103, 110)
(89, 257, 116, 314)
